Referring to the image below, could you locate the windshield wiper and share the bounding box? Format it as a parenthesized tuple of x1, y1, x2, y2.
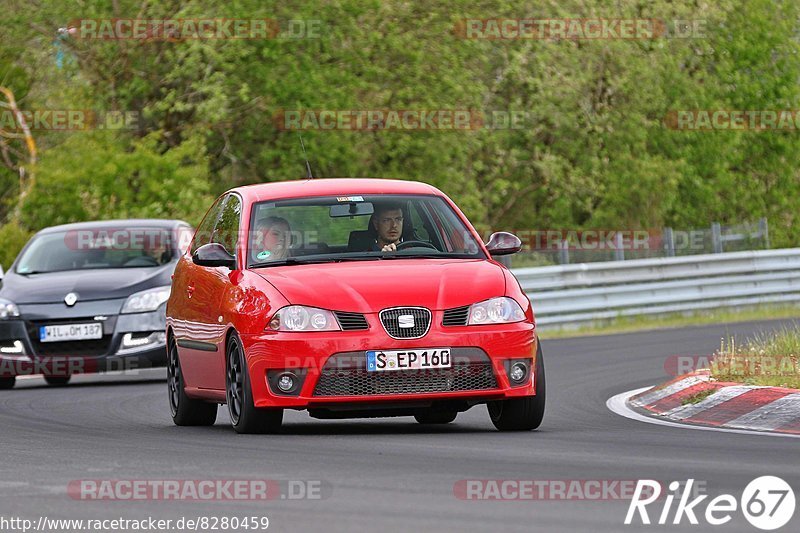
(251, 255, 381, 268)
(380, 253, 466, 260)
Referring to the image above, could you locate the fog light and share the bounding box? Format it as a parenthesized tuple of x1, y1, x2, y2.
(118, 331, 167, 354)
(277, 373, 296, 392)
(509, 362, 528, 384)
(267, 369, 306, 396)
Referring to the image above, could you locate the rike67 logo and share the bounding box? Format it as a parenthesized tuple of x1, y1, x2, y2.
(625, 477, 795, 530)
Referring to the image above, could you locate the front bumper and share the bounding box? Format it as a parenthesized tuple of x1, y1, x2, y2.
(240, 321, 537, 409)
(0, 302, 168, 377)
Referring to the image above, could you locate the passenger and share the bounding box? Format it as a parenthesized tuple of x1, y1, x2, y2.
(252, 216, 291, 262)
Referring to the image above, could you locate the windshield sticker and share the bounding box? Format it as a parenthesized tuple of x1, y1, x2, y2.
(257, 250, 272, 260)
(336, 196, 364, 202)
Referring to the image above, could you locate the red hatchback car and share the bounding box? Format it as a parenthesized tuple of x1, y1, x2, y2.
(166, 179, 544, 433)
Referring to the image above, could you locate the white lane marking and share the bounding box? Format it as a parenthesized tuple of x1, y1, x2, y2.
(607, 387, 800, 439)
(630, 375, 708, 407)
(660, 386, 753, 420)
(0, 481, 29, 488)
(724, 393, 800, 431)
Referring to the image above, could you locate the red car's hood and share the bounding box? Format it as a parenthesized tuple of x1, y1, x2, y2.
(254, 259, 506, 313)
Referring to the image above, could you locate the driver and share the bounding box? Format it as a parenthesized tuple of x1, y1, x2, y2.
(371, 203, 405, 252)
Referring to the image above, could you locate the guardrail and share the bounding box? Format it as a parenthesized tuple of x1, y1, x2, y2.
(513, 248, 800, 328)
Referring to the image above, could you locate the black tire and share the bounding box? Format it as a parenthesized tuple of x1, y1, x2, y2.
(487, 340, 546, 431)
(167, 336, 217, 426)
(414, 410, 458, 424)
(0, 377, 15, 390)
(226, 332, 283, 434)
(44, 375, 71, 386)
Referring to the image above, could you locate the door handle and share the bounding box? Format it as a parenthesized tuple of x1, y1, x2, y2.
(187, 283, 195, 298)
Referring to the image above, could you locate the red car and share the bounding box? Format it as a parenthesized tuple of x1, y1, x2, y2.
(166, 179, 544, 433)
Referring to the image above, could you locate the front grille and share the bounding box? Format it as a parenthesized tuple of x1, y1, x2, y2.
(27, 320, 112, 357)
(313, 363, 497, 397)
(442, 306, 470, 326)
(333, 311, 369, 331)
(379, 307, 431, 339)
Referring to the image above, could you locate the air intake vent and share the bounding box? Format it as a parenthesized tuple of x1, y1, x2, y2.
(333, 311, 369, 331)
(442, 306, 470, 326)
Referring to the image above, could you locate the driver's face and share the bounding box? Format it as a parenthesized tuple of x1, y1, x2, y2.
(374, 209, 403, 244)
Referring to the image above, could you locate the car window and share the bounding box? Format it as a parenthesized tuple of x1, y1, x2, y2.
(191, 197, 225, 255)
(409, 203, 432, 242)
(212, 194, 242, 256)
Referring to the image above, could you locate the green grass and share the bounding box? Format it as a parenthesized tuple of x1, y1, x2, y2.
(681, 389, 716, 405)
(711, 326, 800, 389)
(538, 304, 800, 339)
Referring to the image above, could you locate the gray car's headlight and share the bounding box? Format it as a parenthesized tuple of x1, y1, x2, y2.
(467, 297, 525, 325)
(121, 286, 171, 314)
(0, 298, 20, 320)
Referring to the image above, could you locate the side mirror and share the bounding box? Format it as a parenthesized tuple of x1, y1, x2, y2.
(485, 232, 522, 256)
(192, 243, 236, 269)
(0, 265, 4, 280)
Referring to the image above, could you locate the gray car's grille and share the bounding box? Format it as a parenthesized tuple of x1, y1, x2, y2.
(333, 311, 369, 331)
(313, 362, 498, 397)
(379, 307, 431, 339)
(442, 306, 470, 326)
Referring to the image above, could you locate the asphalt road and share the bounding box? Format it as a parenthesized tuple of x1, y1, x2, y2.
(1, 319, 798, 532)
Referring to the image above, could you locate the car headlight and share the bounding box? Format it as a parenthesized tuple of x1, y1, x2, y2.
(467, 297, 525, 325)
(0, 298, 20, 320)
(121, 286, 171, 314)
(267, 305, 341, 332)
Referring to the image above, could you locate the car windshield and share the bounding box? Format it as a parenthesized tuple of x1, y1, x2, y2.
(15, 226, 182, 274)
(248, 194, 485, 268)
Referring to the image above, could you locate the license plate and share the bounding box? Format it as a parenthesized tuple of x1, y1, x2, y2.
(366, 348, 451, 372)
(39, 323, 103, 343)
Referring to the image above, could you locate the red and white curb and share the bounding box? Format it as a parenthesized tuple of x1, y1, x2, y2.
(607, 371, 800, 438)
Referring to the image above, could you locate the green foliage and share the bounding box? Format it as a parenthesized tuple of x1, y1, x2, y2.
(0, 221, 32, 268)
(20, 131, 213, 228)
(0, 0, 798, 249)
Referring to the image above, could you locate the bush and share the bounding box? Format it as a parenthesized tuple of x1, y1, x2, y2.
(0, 221, 32, 270)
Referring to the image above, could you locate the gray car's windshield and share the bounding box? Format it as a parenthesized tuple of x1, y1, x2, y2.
(248, 194, 485, 268)
(15, 227, 180, 274)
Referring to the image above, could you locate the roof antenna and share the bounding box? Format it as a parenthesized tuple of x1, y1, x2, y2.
(299, 134, 314, 179)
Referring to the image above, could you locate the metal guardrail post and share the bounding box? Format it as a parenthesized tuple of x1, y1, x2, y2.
(711, 222, 723, 253)
(663, 227, 675, 257)
(759, 217, 770, 249)
(614, 232, 625, 261)
(558, 239, 569, 265)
